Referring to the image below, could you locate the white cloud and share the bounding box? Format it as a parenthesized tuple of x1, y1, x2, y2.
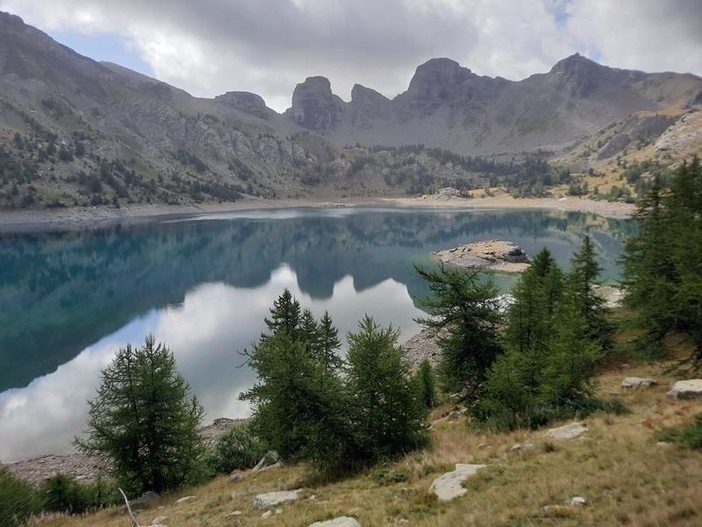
(0, 0, 699, 112)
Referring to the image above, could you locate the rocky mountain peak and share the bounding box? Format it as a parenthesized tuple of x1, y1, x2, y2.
(0, 11, 25, 32)
(407, 58, 475, 100)
(215, 91, 271, 119)
(286, 76, 344, 130)
(549, 53, 610, 96)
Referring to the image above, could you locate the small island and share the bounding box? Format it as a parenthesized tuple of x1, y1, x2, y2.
(433, 239, 531, 272)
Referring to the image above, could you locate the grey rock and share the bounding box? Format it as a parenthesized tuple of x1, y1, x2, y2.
(429, 463, 486, 501)
(309, 517, 361, 527)
(545, 422, 587, 441)
(175, 496, 196, 504)
(667, 379, 702, 399)
(151, 516, 168, 525)
(253, 489, 303, 509)
(253, 450, 282, 472)
(229, 471, 243, 483)
(261, 511, 272, 519)
(224, 511, 243, 518)
(621, 377, 657, 389)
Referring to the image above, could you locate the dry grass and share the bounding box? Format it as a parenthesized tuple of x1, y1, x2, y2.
(37, 364, 702, 527)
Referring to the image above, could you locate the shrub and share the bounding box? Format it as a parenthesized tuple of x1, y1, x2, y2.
(0, 467, 42, 527)
(206, 425, 268, 474)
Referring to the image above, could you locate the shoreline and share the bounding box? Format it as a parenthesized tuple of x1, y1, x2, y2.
(0, 195, 635, 233)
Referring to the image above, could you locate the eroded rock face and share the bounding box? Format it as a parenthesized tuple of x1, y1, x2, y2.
(215, 91, 272, 119)
(429, 463, 486, 501)
(667, 379, 702, 399)
(287, 76, 345, 130)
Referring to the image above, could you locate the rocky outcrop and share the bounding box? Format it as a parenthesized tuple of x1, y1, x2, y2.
(215, 91, 273, 119)
(286, 76, 345, 130)
(429, 463, 486, 501)
(433, 240, 531, 272)
(401, 327, 443, 369)
(349, 84, 392, 128)
(667, 379, 702, 399)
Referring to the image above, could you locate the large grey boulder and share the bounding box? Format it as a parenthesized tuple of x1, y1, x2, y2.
(253, 489, 303, 510)
(621, 377, 657, 389)
(667, 379, 702, 399)
(545, 422, 587, 441)
(429, 463, 486, 501)
(309, 517, 361, 527)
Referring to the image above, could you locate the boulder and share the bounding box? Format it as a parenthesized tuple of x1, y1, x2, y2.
(621, 377, 657, 389)
(309, 517, 361, 527)
(545, 422, 587, 441)
(253, 489, 303, 510)
(253, 450, 282, 472)
(667, 379, 702, 399)
(429, 463, 486, 501)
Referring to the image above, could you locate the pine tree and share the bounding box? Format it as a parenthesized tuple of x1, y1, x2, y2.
(569, 235, 613, 349)
(346, 316, 428, 462)
(77, 336, 203, 494)
(414, 359, 437, 410)
(415, 264, 503, 397)
(622, 158, 702, 366)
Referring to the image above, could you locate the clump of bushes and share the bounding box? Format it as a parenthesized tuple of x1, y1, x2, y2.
(205, 424, 268, 475)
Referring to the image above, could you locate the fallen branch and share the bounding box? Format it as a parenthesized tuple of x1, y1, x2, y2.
(118, 488, 142, 527)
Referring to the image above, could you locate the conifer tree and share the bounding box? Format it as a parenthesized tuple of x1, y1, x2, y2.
(78, 336, 203, 494)
(346, 316, 428, 462)
(415, 264, 503, 397)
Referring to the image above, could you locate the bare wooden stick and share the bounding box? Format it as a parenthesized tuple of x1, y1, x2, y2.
(118, 488, 142, 527)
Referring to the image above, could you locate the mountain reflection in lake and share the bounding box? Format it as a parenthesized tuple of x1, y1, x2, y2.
(0, 207, 633, 460)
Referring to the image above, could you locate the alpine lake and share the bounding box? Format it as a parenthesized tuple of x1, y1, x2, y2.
(0, 206, 634, 461)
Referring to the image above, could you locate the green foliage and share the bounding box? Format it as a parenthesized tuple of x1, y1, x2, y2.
(478, 244, 608, 431)
(569, 235, 613, 350)
(621, 158, 702, 368)
(414, 359, 437, 410)
(415, 265, 503, 397)
(41, 474, 120, 514)
(241, 290, 351, 469)
(205, 425, 268, 475)
(242, 291, 428, 473)
(77, 335, 204, 494)
(656, 413, 702, 449)
(0, 468, 42, 527)
(346, 316, 429, 464)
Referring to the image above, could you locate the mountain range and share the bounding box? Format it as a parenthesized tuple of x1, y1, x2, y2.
(0, 11, 700, 209)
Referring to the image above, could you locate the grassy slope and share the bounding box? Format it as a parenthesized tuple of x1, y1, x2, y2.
(39, 363, 702, 527)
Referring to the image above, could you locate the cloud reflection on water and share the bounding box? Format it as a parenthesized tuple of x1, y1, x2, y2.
(0, 266, 420, 461)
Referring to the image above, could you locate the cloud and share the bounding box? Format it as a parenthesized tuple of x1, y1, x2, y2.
(0, 266, 422, 461)
(0, 1, 700, 112)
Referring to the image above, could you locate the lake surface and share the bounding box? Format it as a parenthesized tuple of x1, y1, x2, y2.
(0, 207, 633, 461)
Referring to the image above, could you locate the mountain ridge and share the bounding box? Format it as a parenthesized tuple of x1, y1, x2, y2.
(0, 10, 700, 210)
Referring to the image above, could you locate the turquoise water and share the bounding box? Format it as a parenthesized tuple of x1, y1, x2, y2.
(0, 207, 632, 460)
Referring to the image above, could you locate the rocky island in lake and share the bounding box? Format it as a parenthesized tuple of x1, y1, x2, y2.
(433, 240, 531, 272)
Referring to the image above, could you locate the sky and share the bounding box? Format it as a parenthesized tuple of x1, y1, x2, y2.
(1, 0, 701, 113)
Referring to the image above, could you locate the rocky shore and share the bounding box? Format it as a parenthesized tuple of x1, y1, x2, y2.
(4, 418, 245, 485)
(0, 194, 635, 233)
(433, 240, 532, 272)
